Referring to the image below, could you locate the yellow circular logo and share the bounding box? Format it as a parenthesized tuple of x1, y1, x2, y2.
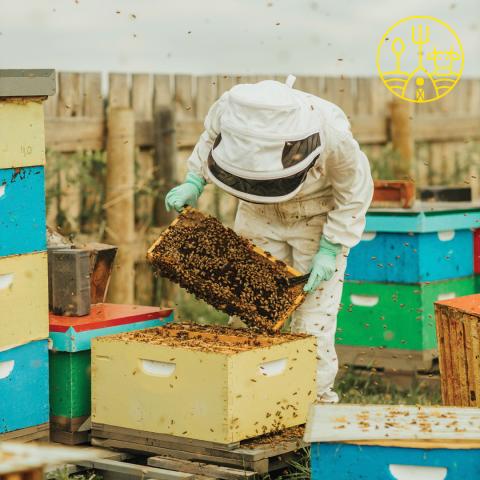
(376, 16, 464, 103)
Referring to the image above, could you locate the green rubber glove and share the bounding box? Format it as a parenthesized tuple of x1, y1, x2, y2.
(303, 237, 342, 293)
(165, 172, 206, 213)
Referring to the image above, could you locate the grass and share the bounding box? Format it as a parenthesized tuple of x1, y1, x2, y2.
(46, 468, 103, 480)
(336, 367, 441, 405)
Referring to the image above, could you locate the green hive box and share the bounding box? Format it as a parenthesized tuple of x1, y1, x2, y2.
(49, 303, 174, 444)
(50, 350, 90, 419)
(336, 276, 476, 371)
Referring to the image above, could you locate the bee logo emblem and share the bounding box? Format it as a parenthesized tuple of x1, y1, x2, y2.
(376, 16, 464, 103)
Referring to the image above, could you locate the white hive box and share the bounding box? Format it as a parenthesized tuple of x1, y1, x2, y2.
(92, 323, 316, 444)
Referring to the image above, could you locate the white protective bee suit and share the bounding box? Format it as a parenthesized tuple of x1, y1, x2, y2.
(185, 76, 373, 402)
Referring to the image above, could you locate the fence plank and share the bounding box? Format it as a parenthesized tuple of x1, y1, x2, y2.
(132, 73, 154, 227)
(390, 98, 414, 179)
(132, 74, 155, 305)
(105, 108, 135, 304)
(196, 75, 218, 118)
(81, 72, 105, 233)
(154, 74, 173, 108)
(57, 72, 84, 232)
(83, 73, 104, 118)
(109, 73, 130, 109)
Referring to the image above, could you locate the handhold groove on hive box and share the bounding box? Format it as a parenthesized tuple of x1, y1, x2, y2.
(147, 208, 306, 332)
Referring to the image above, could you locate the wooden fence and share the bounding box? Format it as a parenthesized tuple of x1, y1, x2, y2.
(43, 72, 480, 306)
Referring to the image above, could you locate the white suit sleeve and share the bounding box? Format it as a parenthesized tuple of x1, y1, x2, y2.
(322, 116, 374, 249)
(186, 93, 227, 181)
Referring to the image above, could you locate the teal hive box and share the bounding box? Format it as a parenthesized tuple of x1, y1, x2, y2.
(0, 166, 46, 257)
(0, 340, 49, 435)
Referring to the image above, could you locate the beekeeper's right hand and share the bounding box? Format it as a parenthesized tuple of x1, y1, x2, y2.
(165, 172, 206, 212)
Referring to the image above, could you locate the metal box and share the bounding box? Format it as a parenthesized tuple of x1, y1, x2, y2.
(50, 249, 91, 316)
(92, 324, 316, 444)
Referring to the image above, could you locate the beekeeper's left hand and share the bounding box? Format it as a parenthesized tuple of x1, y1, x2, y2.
(304, 238, 342, 293)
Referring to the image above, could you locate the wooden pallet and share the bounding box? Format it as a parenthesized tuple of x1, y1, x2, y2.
(91, 423, 307, 475)
(0, 423, 49, 443)
(337, 345, 437, 372)
(147, 207, 306, 331)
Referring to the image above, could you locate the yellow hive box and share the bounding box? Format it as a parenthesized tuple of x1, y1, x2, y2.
(0, 100, 46, 169)
(0, 252, 49, 349)
(92, 324, 316, 444)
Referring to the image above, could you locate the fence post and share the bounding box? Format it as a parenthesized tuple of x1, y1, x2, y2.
(154, 106, 177, 226)
(389, 98, 414, 180)
(153, 106, 177, 305)
(105, 107, 135, 304)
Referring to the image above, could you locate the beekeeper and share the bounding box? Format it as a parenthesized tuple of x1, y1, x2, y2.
(165, 76, 373, 403)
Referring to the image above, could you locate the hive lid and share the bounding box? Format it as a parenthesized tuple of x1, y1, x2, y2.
(435, 293, 480, 316)
(50, 303, 172, 333)
(304, 404, 480, 444)
(366, 201, 480, 232)
(0, 69, 56, 97)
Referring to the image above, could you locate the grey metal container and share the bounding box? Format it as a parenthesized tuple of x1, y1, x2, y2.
(50, 248, 91, 316)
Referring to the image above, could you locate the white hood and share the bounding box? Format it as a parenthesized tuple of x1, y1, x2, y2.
(204, 76, 325, 202)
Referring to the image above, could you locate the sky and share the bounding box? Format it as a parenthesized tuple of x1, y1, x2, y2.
(1, 0, 479, 77)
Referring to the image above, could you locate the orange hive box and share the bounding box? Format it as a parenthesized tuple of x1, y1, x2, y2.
(435, 293, 480, 407)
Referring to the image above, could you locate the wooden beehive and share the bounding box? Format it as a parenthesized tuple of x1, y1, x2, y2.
(435, 294, 480, 407)
(371, 180, 415, 209)
(147, 207, 306, 332)
(92, 323, 316, 444)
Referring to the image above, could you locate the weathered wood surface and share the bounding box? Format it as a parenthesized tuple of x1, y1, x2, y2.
(148, 456, 256, 480)
(74, 458, 193, 480)
(105, 108, 135, 304)
(435, 297, 480, 407)
(304, 404, 480, 443)
(0, 423, 50, 443)
(92, 422, 306, 475)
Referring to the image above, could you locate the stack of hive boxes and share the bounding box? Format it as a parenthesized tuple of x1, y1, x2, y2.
(0, 70, 56, 441)
(337, 204, 480, 372)
(49, 304, 174, 444)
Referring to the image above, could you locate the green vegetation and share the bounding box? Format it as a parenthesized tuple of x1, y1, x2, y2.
(336, 367, 441, 405)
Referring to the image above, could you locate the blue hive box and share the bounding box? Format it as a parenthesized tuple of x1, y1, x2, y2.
(346, 203, 480, 283)
(311, 442, 480, 479)
(0, 166, 46, 257)
(305, 404, 480, 480)
(0, 339, 49, 434)
(347, 229, 473, 283)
